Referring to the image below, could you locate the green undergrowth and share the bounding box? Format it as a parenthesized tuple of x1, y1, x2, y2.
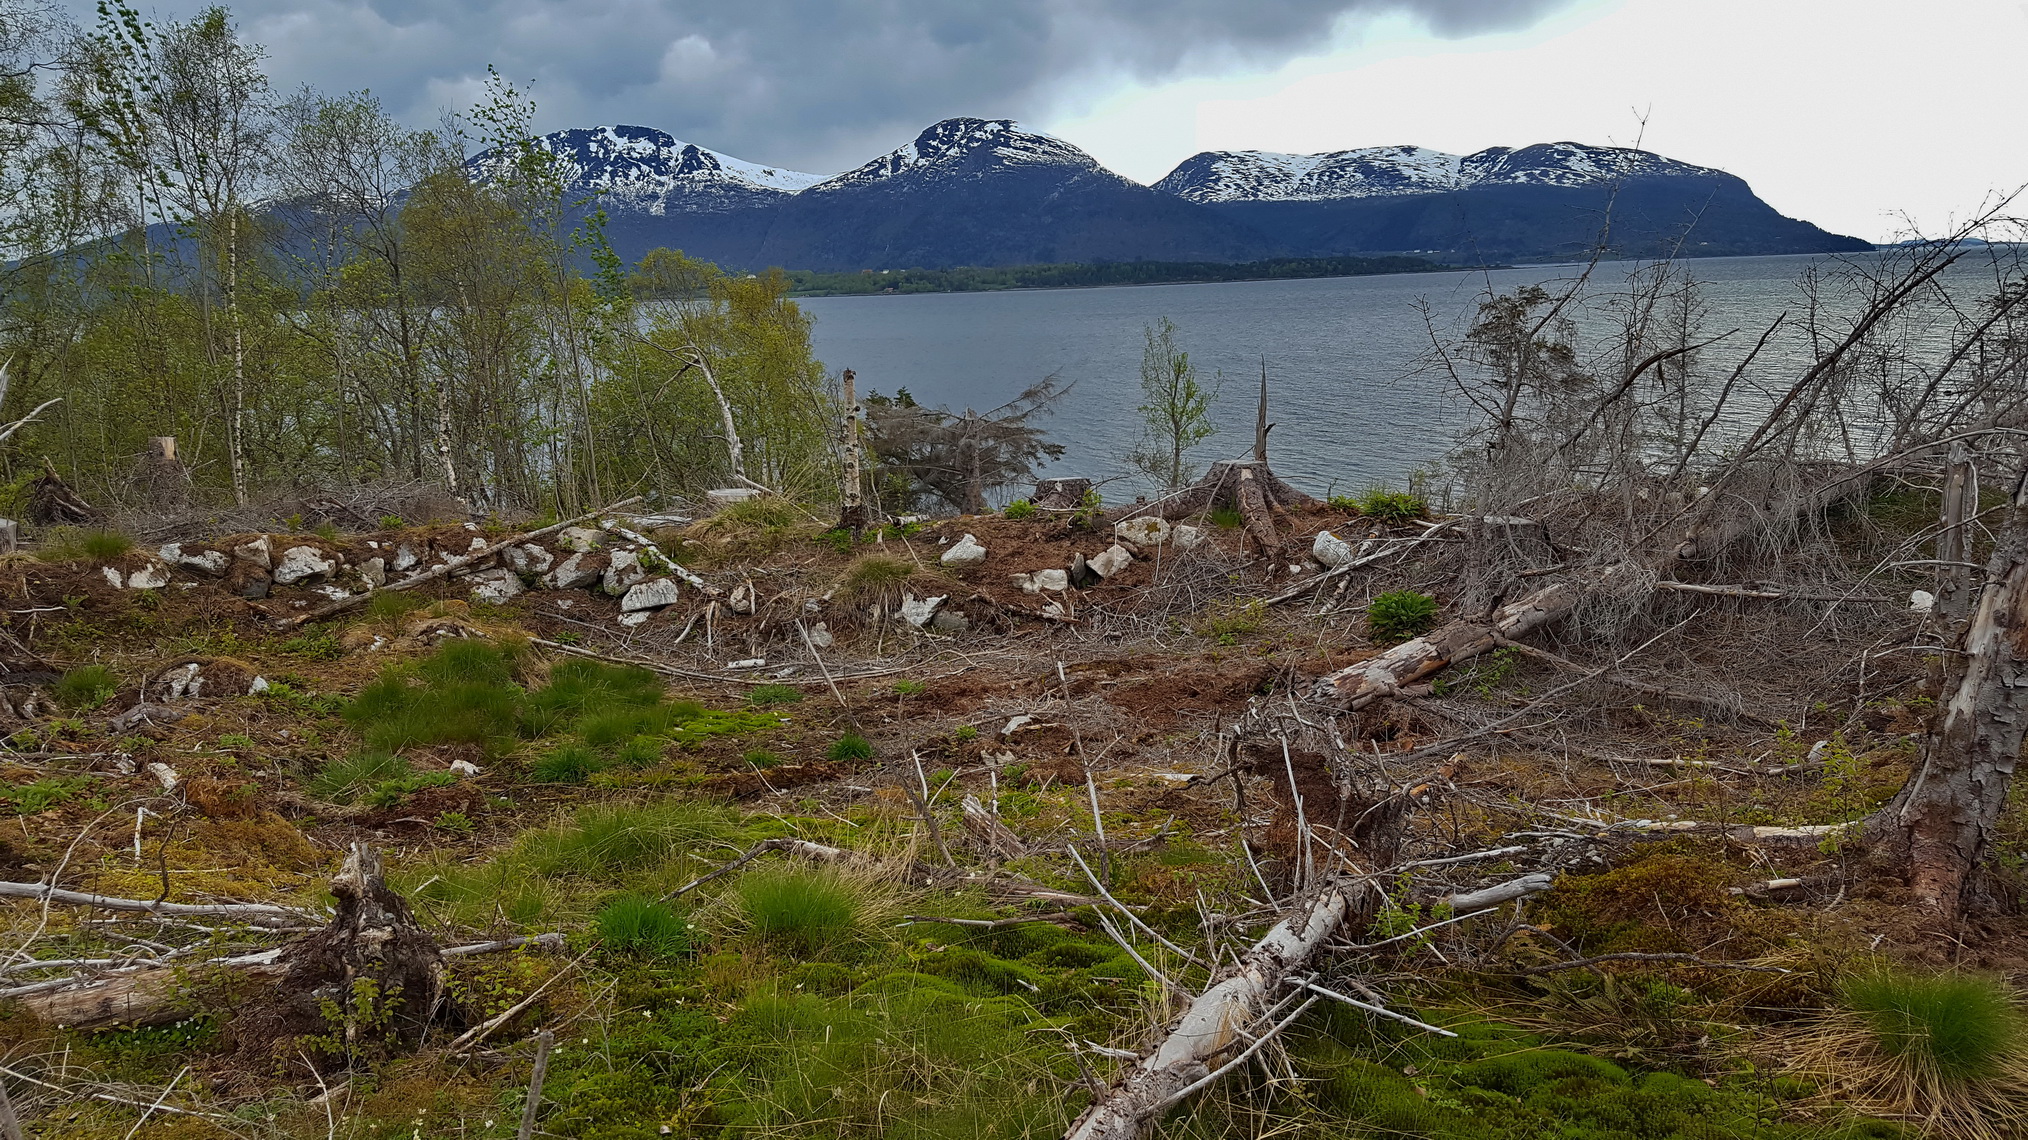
(318, 642, 781, 801)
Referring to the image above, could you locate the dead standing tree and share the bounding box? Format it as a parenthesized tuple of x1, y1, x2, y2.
(864, 378, 1068, 514)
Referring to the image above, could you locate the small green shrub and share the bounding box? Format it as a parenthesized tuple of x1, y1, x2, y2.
(434, 811, 475, 835)
(749, 683, 805, 706)
(53, 665, 119, 710)
(597, 893, 692, 959)
(0, 776, 93, 815)
(1355, 486, 1429, 523)
(278, 629, 344, 660)
(215, 733, 256, 751)
(1368, 589, 1439, 641)
(1193, 598, 1266, 644)
(361, 769, 457, 808)
(826, 734, 873, 762)
(379, 515, 406, 529)
(952, 724, 978, 742)
(1069, 488, 1104, 530)
(890, 679, 925, 697)
(40, 527, 135, 563)
(1002, 499, 1037, 520)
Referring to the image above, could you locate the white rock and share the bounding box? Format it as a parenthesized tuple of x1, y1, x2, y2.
(313, 584, 353, 602)
(449, 759, 483, 776)
(1116, 516, 1171, 548)
(102, 566, 122, 588)
(557, 526, 604, 553)
(392, 543, 420, 572)
(249, 675, 270, 693)
(807, 622, 835, 649)
(232, 536, 272, 569)
(1002, 714, 1040, 738)
(505, 544, 554, 575)
(160, 543, 228, 576)
(1172, 524, 1208, 551)
(147, 762, 180, 793)
(617, 611, 651, 627)
(899, 592, 947, 628)
(1042, 599, 1068, 618)
(729, 582, 757, 615)
(1010, 572, 1037, 593)
(546, 552, 602, 590)
(273, 545, 337, 585)
(359, 557, 387, 588)
(162, 662, 203, 700)
(930, 609, 970, 633)
(466, 567, 524, 604)
(603, 549, 645, 595)
(1089, 544, 1134, 578)
(705, 488, 762, 509)
(127, 562, 170, 589)
(467, 536, 487, 552)
(1311, 529, 1356, 569)
(1909, 589, 1937, 615)
(940, 533, 988, 567)
(1032, 568, 1069, 592)
(620, 578, 681, 612)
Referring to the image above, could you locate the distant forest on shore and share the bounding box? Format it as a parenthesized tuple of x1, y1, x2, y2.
(779, 254, 1452, 297)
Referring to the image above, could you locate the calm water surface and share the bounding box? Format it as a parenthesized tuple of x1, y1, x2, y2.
(801, 252, 2003, 498)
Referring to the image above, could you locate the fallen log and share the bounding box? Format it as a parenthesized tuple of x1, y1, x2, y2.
(1313, 579, 1582, 709)
(1063, 878, 1368, 1140)
(0, 880, 317, 926)
(274, 496, 644, 629)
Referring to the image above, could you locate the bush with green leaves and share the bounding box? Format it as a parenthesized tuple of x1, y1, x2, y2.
(1002, 499, 1037, 520)
(53, 665, 119, 710)
(1352, 486, 1429, 523)
(1367, 589, 1439, 641)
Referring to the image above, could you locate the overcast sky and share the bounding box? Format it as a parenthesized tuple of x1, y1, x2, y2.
(100, 0, 2026, 242)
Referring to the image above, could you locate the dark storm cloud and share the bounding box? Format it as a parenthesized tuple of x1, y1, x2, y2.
(114, 0, 1574, 171)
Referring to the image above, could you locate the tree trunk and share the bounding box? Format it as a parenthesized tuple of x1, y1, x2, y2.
(1869, 464, 2028, 923)
(838, 368, 869, 532)
(1064, 879, 1366, 1140)
(1937, 442, 1978, 624)
(227, 211, 250, 507)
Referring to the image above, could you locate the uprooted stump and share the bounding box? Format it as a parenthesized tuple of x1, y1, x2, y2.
(231, 843, 448, 1068)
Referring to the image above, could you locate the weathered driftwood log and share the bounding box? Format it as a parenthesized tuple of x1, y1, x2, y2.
(1064, 878, 1367, 1140)
(962, 794, 1031, 860)
(0, 880, 316, 925)
(1867, 463, 2028, 922)
(1313, 580, 1582, 709)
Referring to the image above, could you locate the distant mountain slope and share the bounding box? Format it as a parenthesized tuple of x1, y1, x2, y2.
(1155, 141, 1868, 262)
(500, 125, 1867, 271)
(752, 119, 1274, 271)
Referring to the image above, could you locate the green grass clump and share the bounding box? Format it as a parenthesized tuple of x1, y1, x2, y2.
(53, 665, 119, 710)
(1208, 505, 1243, 529)
(1002, 499, 1037, 520)
(748, 683, 804, 706)
(735, 866, 874, 955)
(308, 752, 413, 803)
(826, 734, 873, 763)
(522, 802, 741, 879)
(1368, 588, 1439, 641)
(346, 640, 524, 757)
(39, 527, 135, 563)
(1353, 486, 1429, 523)
(836, 553, 919, 599)
(742, 749, 783, 770)
(365, 591, 423, 623)
(596, 893, 692, 959)
(531, 742, 604, 784)
(520, 658, 666, 736)
(1841, 971, 2024, 1083)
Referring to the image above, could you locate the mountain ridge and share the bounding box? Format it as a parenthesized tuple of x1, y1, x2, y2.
(502, 118, 1870, 269)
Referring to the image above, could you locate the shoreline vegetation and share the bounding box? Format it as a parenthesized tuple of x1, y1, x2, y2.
(779, 254, 1461, 297)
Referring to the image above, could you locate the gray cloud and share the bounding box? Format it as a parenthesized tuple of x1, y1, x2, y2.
(110, 0, 1573, 173)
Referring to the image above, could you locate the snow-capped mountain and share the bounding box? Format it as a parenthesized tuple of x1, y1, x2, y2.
(805, 118, 1104, 193)
(753, 118, 1271, 270)
(524, 125, 821, 213)
(1156, 142, 1727, 204)
(479, 120, 1866, 270)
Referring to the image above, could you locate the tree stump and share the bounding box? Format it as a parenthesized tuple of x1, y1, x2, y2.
(1031, 477, 1093, 510)
(27, 461, 97, 526)
(232, 843, 448, 1068)
(131, 436, 191, 513)
(1118, 461, 1319, 561)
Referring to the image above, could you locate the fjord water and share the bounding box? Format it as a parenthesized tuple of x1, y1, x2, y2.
(800, 252, 1992, 499)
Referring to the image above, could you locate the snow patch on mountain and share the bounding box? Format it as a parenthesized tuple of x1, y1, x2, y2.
(1158, 141, 1729, 203)
(511, 125, 822, 214)
(808, 118, 1102, 193)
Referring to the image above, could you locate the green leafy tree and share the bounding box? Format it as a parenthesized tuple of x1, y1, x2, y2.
(1132, 316, 1218, 489)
